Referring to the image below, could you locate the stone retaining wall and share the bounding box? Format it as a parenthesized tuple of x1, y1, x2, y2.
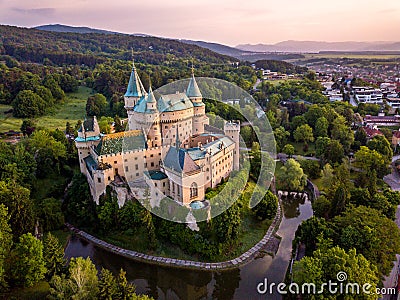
(65, 200, 282, 270)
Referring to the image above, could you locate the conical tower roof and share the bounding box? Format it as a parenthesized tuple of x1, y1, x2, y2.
(147, 85, 156, 103)
(186, 70, 202, 98)
(125, 60, 147, 97)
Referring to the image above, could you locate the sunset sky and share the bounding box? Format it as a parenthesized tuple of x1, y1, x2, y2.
(0, 0, 399, 46)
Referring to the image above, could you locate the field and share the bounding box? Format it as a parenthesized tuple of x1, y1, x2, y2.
(303, 53, 400, 60)
(0, 86, 92, 133)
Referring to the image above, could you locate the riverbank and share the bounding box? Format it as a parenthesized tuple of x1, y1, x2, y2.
(65, 199, 282, 270)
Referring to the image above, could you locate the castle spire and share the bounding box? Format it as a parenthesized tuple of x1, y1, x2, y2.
(124, 54, 147, 98)
(186, 64, 202, 98)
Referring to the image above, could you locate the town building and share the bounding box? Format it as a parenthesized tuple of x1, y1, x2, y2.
(75, 62, 240, 207)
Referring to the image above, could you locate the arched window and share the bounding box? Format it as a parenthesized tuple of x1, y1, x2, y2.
(190, 182, 198, 198)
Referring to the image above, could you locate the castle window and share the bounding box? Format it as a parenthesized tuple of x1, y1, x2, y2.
(114, 161, 117, 164)
(163, 182, 166, 187)
(190, 182, 198, 198)
(125, 166, 129, 172)
(150, 154, 154, 157)
(136, 173, 139, 176)
(155, 144, 157, 147)
(98, 178, 101, 183)
(108, 176, 111, 181)
(155, 183, 157, 187)
(124, 159, 127, 162)
(144, 163, 147, 167)
(165, 126, 168, 129)
(135, 157, 137, 160)
(135, 164, 138, 170)
(151, 162, 154, 167)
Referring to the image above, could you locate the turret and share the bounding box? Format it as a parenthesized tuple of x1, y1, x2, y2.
(224, 121, 240, 170)
(187, 68, 208, 134)
(75, 116, 101, 173)
(124, 59, 147, 130)
(145, 85, 162, 148)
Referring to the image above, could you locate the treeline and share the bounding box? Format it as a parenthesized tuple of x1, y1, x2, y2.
(253, 72, 328, 108)
(0, 25, 233, 66)
(63, 165, 278, 261)
(0, 63, 79, 117)
(254, 59, 308, 74)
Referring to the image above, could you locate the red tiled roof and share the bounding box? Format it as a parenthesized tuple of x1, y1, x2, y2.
(362, 127, 383, 138)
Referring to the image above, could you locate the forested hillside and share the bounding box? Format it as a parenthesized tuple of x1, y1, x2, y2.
(0, 25, 234, 66)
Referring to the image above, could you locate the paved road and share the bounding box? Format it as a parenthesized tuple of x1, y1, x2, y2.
(253, 79, 261, 90)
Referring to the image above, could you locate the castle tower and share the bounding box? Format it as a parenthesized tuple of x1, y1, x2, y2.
(75, 116, 101, 173)
(124, 59, 147, 130)
(187, 68, 208, 134)
(224, 121, 240, 170)
(145, 85, 162, 148)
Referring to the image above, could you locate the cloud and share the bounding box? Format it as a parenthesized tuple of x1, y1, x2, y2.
(12, 7, 56, 16)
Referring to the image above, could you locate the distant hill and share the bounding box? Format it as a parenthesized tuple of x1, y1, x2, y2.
(179, 39, 304, 61)
(34, 24, 150, 37)
(236, 40, 400, 53)
(32, 24, 304, 61)
(0, 25, 233, 66)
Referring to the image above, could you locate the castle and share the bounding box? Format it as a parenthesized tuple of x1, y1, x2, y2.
(75, 61, 240, 207)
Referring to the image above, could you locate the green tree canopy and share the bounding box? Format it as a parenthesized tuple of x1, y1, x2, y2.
(279, 158, 307, 191)
(11, 233, 47, 287)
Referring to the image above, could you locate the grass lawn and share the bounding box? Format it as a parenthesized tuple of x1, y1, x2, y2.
(2, 281, 50, 300)
(291, 142, 316, 156)
(0, 86, 92, 133)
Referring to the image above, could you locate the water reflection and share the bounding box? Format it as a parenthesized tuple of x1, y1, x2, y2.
(65, 197, 313, 300)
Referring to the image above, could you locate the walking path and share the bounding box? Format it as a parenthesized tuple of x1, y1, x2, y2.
(65, 199, 282, 270)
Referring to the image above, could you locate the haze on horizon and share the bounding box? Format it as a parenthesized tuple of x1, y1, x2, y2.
(0, 0, 399, 46)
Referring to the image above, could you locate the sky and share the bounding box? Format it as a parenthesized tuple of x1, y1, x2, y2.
(0, 0, 399, 46)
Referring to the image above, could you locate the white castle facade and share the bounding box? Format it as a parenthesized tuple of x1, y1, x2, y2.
(75, 62, 240, 207)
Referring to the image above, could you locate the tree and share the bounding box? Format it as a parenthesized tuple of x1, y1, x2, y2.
(114, 115, 124, 133)
(367, 135, 393, 163)
(314, 116, 328, 138)
(324, 139, 344, 165)
(11, 233, 46, 287)
(333, 206, 400, 276)
(290, 115, 307, 131)
(36, 198, 64, 231)
(141, 209, 157, 250)
(26, 130, 67, 177)
(299, 159, 320, 179)
(98, 116, 113, 134)
(312, 195, 331, 219)
(69, 257, 99, 299)
(86, 93, 108, 116)
(115, 269, 136, 299)
(282, 144, 295, 157)
(252, 190, 278, 220)
(0, 204, 12, 289)
(20, 119, 36, 136)
(330, 115, 354, 152)
(293, 124, 314, 146)
(293, 246, 379, 299)
(43, 233, 65, 279)
(273, 126, 290, 151)
(0, 181, 35, 238)
(304, 105, 325, 127)
(279, 159, 307, 191)
(12, 90, 46, 118)
(315, 136, 330, 159)
(354, 146, 388, 178)
(98, 268, 118, 299)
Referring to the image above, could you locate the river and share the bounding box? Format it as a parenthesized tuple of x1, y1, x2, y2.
(64, 197, 313, 300)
